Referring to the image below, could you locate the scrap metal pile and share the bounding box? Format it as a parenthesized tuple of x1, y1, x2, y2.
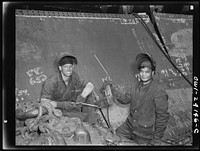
(15, 97, 121, 146)
(16, 99, 94, 145)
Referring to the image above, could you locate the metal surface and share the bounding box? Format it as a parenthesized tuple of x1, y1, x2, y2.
(15, 9, 174, 102)
(15, 9, 193, 145)
(153, 12, 193, 87)
(16, 9, 150, 22)
(152, 13, 193, 144)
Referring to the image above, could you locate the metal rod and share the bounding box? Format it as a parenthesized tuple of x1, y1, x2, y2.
(94, 54, 109, 77)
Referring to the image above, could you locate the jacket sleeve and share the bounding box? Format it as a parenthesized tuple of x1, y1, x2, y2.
(112, 85, 133, 104)
(40, 78, 55, 100)
(154, 88, 170, 139)
(57, 101, 76, 111)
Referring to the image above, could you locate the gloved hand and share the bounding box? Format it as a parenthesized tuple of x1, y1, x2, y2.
(70, 99, 82, 111)
(56, 101, 77, 111)
(70, 100, 78, 107)
(100, 77, 112, 94)
(76, 95, 86, 103)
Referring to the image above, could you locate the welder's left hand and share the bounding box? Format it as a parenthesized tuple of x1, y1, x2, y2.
(100, 77, 112, 93)
(76, 95, 86, 103)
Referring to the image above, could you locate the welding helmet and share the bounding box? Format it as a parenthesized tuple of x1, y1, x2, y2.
(135, 53, 156, 72)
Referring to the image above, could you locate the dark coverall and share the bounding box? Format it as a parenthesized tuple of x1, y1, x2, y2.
(41, 70, 96, 124)
(112, 79, 170, 144)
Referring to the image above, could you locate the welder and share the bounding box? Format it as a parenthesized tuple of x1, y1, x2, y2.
(100, 53, 170, 145)
(40, 53, 96, 124)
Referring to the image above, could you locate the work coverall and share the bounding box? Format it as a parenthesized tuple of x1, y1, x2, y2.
(112, 79, 170, 144)
(41, 71, 96, 123)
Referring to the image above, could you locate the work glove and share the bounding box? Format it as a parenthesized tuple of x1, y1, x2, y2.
(76, 95, 86, 103)
(55, 101, 78, 112)
(100, 77, 112, 94)
(70, 95, 84, 111)
(81, 82, 94, 98)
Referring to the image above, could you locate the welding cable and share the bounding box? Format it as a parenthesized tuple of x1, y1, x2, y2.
(93, 92, 110, 129)
(132, 12, 192, 86)
(107, 105, 111, 128)
(130, 13, 192, 87)
(104, 93, 111, 129)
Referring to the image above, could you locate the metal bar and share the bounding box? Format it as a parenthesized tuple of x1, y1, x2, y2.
(15, 9, 150, 22)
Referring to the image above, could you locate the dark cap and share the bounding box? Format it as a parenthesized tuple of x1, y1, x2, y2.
(135, 53, 156, 71)
(59, 55, 78, 66)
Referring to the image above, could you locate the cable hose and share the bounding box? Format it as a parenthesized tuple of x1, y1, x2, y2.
(131, 13, 192, 87)
(106, 104, 111, 128)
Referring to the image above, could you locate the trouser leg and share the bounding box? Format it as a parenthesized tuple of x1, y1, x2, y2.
(116, 121, 151, 145)
(116, 120, 135, 141)
(134, 135, 152, 145)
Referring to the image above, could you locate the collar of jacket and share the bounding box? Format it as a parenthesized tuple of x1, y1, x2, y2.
(138, 78, 154, 90)
(58, 71, 73, 86)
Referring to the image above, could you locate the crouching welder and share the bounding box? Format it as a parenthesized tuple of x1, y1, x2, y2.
(40, 53, 96, 124)
(100, 53, 170, 145)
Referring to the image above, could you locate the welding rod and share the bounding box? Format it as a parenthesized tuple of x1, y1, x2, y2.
(79, 102, 100, 108)
(94, 54, 109, 77)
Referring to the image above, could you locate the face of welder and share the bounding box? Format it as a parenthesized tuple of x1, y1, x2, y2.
(59, 64, 74, 77)
(139, 66, 154, 82)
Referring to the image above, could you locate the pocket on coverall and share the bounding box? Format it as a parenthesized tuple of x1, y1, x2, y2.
(134, 121, 154, 137)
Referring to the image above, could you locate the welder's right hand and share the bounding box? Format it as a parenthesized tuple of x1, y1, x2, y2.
(70, 100, 78, 108)
(100, 77, 112, 93)
(70, 100, 82, 111)
(56, 101, 80, 111)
